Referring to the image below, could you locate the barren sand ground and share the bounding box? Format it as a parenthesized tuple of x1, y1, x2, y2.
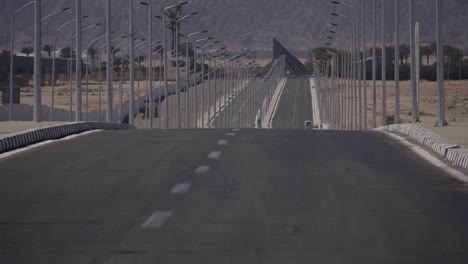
(363, 79, 468, 148)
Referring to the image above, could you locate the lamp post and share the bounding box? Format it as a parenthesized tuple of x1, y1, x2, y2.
(140, 0, 155, 128)
(71, 22, 102, 121)
(75, 0, 83, 122)
(201, 41, 220, 128)
(106, 0, 113, 122)
(161, 1, 189, 128)
(100, 35, 128, 122)
(332, 0, 364, 130)
(87, 33, 108, 121)
(207, 47, 225, 127)
(409, 0, 418, 124)
(394, 0, 400, 124)
(435, 0, 448, 127)
(372, 0, 377, 128)
(43, 8, 76, 121)
(381, 0, 386, 126)
(33, 0, 41, 122)
(193, 37, 215, 128)
(129, 0, 135, 126)
(9, 1, 34, 120)
(331, 11, 357, 129)
(184, 30, 208, 128)
(167, 12, 198, 129)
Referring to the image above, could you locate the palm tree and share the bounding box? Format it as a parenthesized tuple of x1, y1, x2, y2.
(42, 44, 55, 57)
(20, 46, 34, 57)
(399, 44, 410, 65)
(164, 5, 186, 55)
(421, 45, 433, 65)
(60, 46, 76, 58)
(86, 47, 98, 71)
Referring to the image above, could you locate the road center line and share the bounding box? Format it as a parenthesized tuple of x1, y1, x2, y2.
(171, 183, 192, 194)
(141, 211, 172, 229)
(208, 151, 222, 159)
(194, 165, 211, 174)
(218, 139, 229, 146)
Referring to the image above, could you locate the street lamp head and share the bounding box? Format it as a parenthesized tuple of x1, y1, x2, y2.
(201, 30, 208, 33)
(140, 2, 149, 6)
(155, 15, 163, 19)
(82, 15, 89, 19)
(331, 1, 340, 4)
(190, 11, 198, 16)
(331, 13, 339, 16)
(95, 22, 102, 26)
(331, 23, 338, 26)
(208, 37, 215, 40)
(329, 30, 336, 34)
(63, 7, 71, 11)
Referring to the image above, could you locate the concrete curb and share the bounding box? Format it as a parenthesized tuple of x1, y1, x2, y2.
(377, 124, 467, 170)
(446, 149, 468, 171)
(0, 122, 135, 154)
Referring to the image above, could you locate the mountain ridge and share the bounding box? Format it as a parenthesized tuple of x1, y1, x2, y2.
(1, 0, 467, 58)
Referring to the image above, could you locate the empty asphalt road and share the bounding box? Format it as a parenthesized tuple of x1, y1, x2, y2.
(272, 78, 313, 129)
(1, 128, 468, 263)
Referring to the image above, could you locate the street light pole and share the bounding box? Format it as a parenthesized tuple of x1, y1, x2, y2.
(129, 0, 135, 126)
(409, 0, 418, 123)
(33, 0, 42, 122)
(9, 1, 35, 121)
(362, 0, 367, 130)
(372, 0, 377, 128)
(10, 14, 14, 121)
(106, 0, 113, 123)
(394, 0, 400, 124)
(75, 0, 82, 122)
(435, 0, 448, 127)
(381, 0, 386, 126)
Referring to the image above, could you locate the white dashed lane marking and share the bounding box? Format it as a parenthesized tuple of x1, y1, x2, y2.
(226, 133, 236, 136)
(208, 151, 222, 160)
(194, 165, 211, 174)
(141, 211, 173, 228)
(171, 183, 192, 194)
(232, 128, 240, 132)
(218, 139, 229, 146)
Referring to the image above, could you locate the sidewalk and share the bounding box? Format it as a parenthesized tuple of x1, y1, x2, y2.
(0, 121, 65, 136)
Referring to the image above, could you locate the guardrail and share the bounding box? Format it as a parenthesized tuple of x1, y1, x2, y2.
(0, 122, 135, 154)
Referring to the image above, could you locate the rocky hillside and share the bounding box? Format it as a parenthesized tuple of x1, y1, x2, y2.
(1, 0, 467, 57)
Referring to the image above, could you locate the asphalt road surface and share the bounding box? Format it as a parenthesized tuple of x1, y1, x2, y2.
(272, 78, 313, 129)
(2, 129, 468, 263)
